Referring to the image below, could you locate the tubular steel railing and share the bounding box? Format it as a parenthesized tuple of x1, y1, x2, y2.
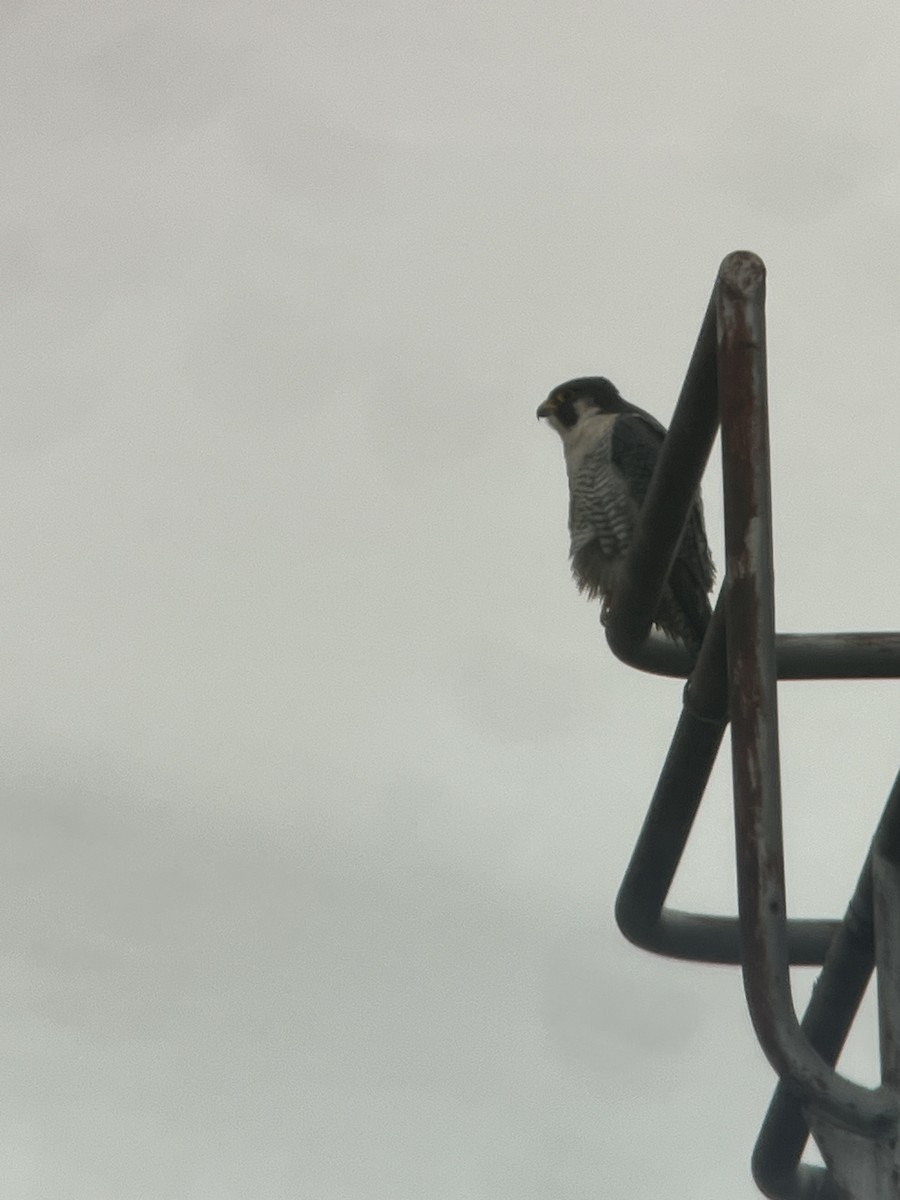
(608, 252, 900, 1198)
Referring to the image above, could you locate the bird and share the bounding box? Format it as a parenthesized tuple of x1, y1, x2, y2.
(536, 376, 714, 651)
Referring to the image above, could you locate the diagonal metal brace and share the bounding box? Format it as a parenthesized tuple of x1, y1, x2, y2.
(717, 252, 896, 1137)
(607, 251, 900, 1195)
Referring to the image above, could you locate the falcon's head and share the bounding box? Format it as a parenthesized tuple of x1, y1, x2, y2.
(536, 377, 630, 436)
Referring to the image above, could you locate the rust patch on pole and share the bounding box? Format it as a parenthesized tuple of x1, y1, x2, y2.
(601, 250, 900, 1195)
(718, 251, 895, 1137)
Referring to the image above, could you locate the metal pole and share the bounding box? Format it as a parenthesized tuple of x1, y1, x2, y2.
(718, 251, 896, 1136)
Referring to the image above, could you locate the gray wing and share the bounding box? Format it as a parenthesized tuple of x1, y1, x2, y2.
(616, 408, 715, 610)
(611, 411, 714, 584)
(609, 412, 664, 509)
(682, 501, 715, 591)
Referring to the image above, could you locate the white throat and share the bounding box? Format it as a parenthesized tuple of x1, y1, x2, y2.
(558, 410, 616, 478)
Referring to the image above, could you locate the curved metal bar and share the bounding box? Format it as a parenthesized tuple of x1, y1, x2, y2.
(719, 251, 897, 1136)
(752, 770, 900, 1198)
(615, 595, 840, 966)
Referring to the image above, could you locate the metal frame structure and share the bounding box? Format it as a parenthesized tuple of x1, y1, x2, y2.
(607, 252, 900, 1198)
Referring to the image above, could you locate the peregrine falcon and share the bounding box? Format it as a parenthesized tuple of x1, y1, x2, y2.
(537, 376, 715, 651)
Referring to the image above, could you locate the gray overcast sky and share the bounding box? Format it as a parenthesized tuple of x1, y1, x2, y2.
(3, 2, 900, 1197)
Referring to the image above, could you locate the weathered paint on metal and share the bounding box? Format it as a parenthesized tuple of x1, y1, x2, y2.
(753, 800, 879, 1196)
(718, 250, 896, 1138)
(753, 774, 900, 1197)
(615, 593, 841, 966)
(609, 251, 900, 1196)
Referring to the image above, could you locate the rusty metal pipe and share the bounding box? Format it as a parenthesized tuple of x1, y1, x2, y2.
(753, 770, 900, 1198)
(752, 856, 876, 1198)
(616, 594, 839, 965)
(719, 251, 896, 1135)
